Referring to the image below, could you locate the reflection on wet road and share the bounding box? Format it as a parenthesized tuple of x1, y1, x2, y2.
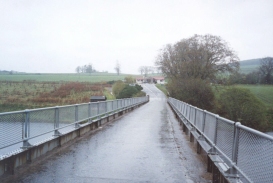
(11, 84, 210, 183)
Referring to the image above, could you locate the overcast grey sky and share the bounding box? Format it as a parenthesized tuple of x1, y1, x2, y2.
(1, 0, 272, 74)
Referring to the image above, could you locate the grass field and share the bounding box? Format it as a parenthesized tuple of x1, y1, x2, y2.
(156, 84, 168, 96)
(239, 65, 259, 74)
(213, 84, 273, 109)
(235, 85, 273, 108)
(239, 58, 260, 74)
(0, 81, 112, 112)
(0, 73, 130, 82)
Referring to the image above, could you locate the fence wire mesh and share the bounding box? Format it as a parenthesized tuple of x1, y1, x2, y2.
(59, 106, 75, 126)
(203, 112, 217, 143)
(215, 118, 234, 161)
(0, 97, 148, 157)
(78, 104, 89, 121)
(29, 108, 55, 138)
(0, 112, 24, 149)
(168, 97, 273, 183)
(237, 128, 273, 183)
(99, 102, 107, 115)
(195, 109, 204, 131)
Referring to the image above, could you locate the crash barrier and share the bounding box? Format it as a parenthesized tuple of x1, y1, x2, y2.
(168, 97, 273, 183)
(0, 96, 149, 177)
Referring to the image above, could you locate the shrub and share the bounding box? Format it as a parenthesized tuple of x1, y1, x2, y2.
(167, 78, 215, 111)
(112, 80, 126, 97)
(117, 85, 138, 99)
(219, 87, 268, 131)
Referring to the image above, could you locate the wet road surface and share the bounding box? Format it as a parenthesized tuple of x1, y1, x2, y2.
(9, 84, 211, 183)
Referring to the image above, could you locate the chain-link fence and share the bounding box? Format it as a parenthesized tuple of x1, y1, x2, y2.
(0, 96, 148, 157)
(168, 97, 273, 183)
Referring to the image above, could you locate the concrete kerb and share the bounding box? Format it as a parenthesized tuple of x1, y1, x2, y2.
(0, 101, 148, 180)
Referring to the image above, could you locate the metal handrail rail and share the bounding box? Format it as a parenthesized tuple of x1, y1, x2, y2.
(0, 96, 149, 156)
(168, 97, 273, 183)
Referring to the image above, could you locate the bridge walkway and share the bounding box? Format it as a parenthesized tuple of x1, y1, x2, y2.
(9, 84, 211, 183)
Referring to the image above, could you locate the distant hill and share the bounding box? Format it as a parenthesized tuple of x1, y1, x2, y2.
(239, 58, 261, 74)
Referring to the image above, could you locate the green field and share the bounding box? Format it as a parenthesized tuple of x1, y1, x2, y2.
(239, 59, 260, 74)
(214, 84, 273, 109)
(235, 85, 273, 108)
(156, 84, 168, 96)
(0, 73, 131, 82)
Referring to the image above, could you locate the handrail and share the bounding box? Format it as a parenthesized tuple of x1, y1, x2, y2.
(0, 96, 149, 157)
(168, 97, 273, 183)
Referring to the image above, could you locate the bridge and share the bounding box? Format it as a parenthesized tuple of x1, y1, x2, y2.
(1, 84, 273, 182)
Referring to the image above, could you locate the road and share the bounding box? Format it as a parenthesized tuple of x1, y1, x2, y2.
(9, 84, 211, 183)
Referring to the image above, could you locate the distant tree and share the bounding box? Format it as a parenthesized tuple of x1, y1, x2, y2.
(124, 75, 135, 84)
(245, 70, 260, 84)
(115, 61, 121, 75)
(75, 66, 81, 73)
(259, 57, 273, 84)
(138, 66, 155, 76)
(138, 66, 144, 75)
(86, 63, 93, 75)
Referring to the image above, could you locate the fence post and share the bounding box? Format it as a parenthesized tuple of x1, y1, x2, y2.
(22, 109, 32, 149)
(54, 106, 61, 136)
(105, 101, 108, 116)
(224, 122, 241, 179)
(209, 115, 219, 154)
(232, 122, 241, 164)
(97, 102, 100, 120)
(202, 110, 206, 134)
(75, 104, 80, 128)
(112, 100, 114, 113)
(88, 102, 91, 123)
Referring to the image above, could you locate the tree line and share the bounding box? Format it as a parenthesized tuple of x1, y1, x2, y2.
(75, 64, 96, 74)
(229, 57, 273, 84)
(156, 34, 272, 132)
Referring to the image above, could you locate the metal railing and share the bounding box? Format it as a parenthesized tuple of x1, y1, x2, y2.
(168, 97, 273, 183)
(0, 97, 148, 157)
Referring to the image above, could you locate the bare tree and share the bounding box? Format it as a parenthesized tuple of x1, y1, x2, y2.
(115, 61, 121, 75)
(139, 66, 154, 76)
(75, 66, 81, 73)
(138, 66, 144, 75)
(259, 57, 273, 84)
(86, 63, 93, 75)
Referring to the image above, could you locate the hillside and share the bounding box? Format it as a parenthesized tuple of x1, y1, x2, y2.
(239, 58, 261, 74)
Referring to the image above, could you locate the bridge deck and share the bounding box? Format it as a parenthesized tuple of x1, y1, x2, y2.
(8, 84, 211, 183)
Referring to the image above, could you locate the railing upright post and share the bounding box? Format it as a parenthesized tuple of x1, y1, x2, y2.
(214, 115, 219, 145)
(88, 102, 91, 123)
(75, 104, 80, 128)
(232, 122, 241, 164)
(224, 122, 241, 179)
(97, 102, 100, 119)
(54, 106, 61, 136)
(105, 102, 107, 115)
(112, 100, 114, 113)
(202, 110, 206, 133)
(194, 107, 197, 126)
(22, 109, 32, 149)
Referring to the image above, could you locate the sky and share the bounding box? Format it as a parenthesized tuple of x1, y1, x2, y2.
(0, 0, 273, 74)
